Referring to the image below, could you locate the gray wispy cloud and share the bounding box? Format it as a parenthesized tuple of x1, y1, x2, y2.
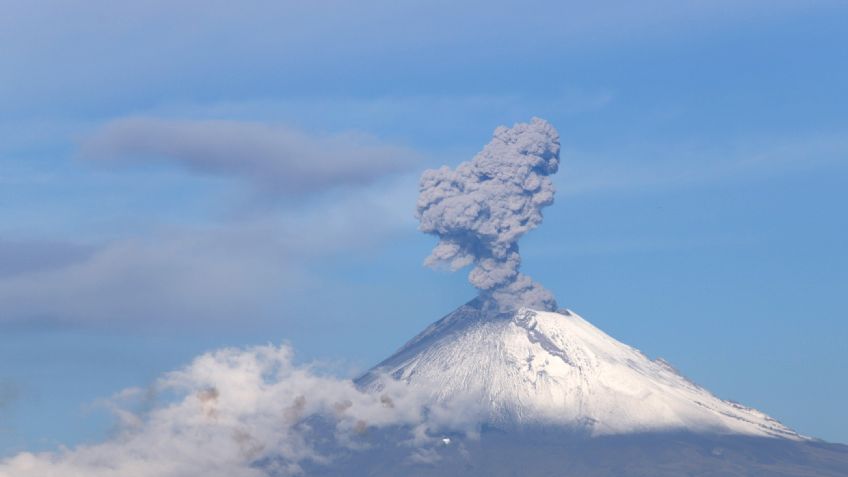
(79, 118, 420, 196)
(0, 239, 95, 279)
(4, 1, 840, 114)
(0, 381, 20, 411)
(559, 131, 848, 197)
(0, 176, 415, 326)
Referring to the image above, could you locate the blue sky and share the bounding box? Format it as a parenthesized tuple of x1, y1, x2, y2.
(1, 0, 846, 454)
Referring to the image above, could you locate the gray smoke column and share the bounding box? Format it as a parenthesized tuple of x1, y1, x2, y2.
(416, 118, 560, 312)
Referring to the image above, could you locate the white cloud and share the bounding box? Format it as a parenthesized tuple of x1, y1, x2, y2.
(0, 344, 482, 477)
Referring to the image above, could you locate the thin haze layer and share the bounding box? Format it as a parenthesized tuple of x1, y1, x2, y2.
(417, 118, 560, 311)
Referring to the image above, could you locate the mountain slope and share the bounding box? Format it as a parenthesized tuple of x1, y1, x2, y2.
(358, 299, 799, 439)
(305, 429, 848, 477)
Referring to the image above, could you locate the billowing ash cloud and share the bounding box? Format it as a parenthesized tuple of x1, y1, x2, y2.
(416, 118, 560, 312)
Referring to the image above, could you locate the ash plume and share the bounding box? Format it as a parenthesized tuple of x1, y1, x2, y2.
(416, 118, 560, 312)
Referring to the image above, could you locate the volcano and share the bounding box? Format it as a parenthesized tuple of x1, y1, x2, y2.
(305, 300, 848, 476)
(303, 118, 848, 476)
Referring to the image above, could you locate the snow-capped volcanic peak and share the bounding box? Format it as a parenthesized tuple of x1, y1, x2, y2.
(358, 300, 801, 440)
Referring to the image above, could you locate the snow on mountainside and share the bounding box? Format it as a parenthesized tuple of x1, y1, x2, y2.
(357, 299, 801, 440)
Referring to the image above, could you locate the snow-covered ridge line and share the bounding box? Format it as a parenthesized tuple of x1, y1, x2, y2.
(358, 301, 803, 440)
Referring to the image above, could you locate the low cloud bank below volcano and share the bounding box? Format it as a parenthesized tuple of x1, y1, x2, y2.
(0, 344, 484, 477)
